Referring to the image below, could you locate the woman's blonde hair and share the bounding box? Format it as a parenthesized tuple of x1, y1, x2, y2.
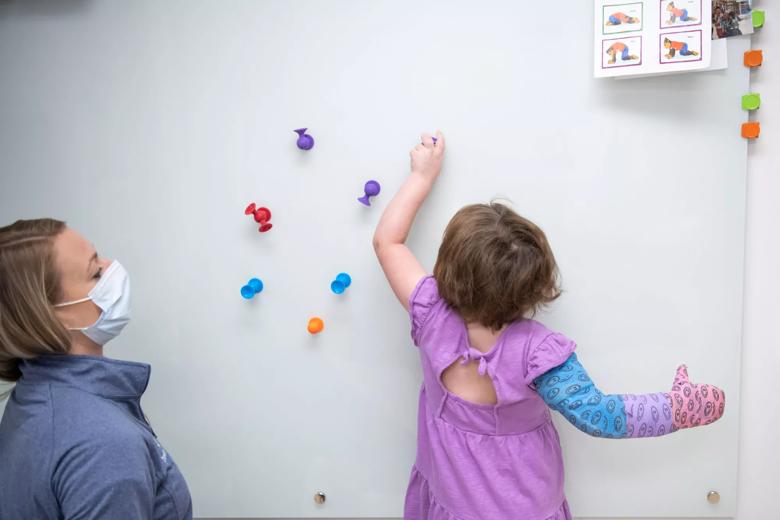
(0, 218, 71, 384)
(433, 202, 561, 330)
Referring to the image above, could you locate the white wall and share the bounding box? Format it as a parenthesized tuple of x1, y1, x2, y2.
(530, 19, 778, 520)
(584, 16, 780, 520)
(231, 18, 780, 520)
(193, 23, 780, 520)
(280, 21, 780, 520)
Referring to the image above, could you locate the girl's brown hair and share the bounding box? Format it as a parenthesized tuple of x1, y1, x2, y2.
(0, 218, 71, 384)
(433, 202, 561, 330)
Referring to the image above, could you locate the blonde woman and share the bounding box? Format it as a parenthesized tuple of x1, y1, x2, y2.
(0, 219, 192, 520)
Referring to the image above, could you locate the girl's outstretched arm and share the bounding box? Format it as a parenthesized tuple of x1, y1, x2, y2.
(534, 353, 725, 438)
(373, 131, 445, 310)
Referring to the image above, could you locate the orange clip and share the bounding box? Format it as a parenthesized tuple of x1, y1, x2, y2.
(744, 50, 763, 68)
(741, 122, 761, 139)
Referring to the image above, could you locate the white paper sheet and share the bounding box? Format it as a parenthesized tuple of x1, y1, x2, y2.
(595, 0, 712, 78)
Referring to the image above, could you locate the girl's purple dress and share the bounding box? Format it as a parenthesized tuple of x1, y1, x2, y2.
(404, 276, 576, 520)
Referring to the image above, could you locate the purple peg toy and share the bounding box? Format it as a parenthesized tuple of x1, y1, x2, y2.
(294, 128, 314, 150)
(432, 136, 438, 144)
(357, 180, 381, 206)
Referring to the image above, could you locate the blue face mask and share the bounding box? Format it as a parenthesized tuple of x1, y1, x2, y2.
(53, 261, 132, 346)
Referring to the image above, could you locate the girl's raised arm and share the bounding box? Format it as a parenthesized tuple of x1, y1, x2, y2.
(373, 131, 445, 310)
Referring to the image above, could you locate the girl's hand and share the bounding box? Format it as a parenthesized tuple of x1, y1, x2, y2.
(410, 131, 445, 181)
(668, 365, 725, 430)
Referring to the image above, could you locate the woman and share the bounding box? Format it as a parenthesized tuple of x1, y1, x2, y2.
(0, 218, 192, 519)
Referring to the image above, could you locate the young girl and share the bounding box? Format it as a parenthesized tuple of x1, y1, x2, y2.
(372, 132, 725, 519)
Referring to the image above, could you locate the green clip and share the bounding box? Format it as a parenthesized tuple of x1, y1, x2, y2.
(753, 10, 765, 29)
(742, 93, 761, 111)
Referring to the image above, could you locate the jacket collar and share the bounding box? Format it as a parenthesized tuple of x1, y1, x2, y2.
(19, 354, 151, 399)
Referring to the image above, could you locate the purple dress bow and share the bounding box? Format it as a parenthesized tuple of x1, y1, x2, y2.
(460, 347, 491, 377)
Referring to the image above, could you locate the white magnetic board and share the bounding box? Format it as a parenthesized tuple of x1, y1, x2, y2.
(0, 1, 745, 517)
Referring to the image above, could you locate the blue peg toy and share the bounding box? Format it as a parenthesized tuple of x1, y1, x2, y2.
(330, 272, 352, 294)
(241, 277, 264, 299)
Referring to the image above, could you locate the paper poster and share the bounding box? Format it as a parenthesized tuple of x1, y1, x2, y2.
(595, 0, 712, 78)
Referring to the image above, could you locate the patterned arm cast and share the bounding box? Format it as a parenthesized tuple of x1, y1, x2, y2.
(532, 353, 725, 438)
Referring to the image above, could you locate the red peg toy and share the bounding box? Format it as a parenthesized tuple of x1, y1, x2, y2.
(244, 202, 273, 232)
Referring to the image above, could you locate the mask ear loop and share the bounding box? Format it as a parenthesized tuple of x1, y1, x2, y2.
(53, 296, 94, 331)
(53, 296, 91, 308)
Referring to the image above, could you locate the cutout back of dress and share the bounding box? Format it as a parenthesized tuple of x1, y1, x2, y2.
(440, 323, 506, 405)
